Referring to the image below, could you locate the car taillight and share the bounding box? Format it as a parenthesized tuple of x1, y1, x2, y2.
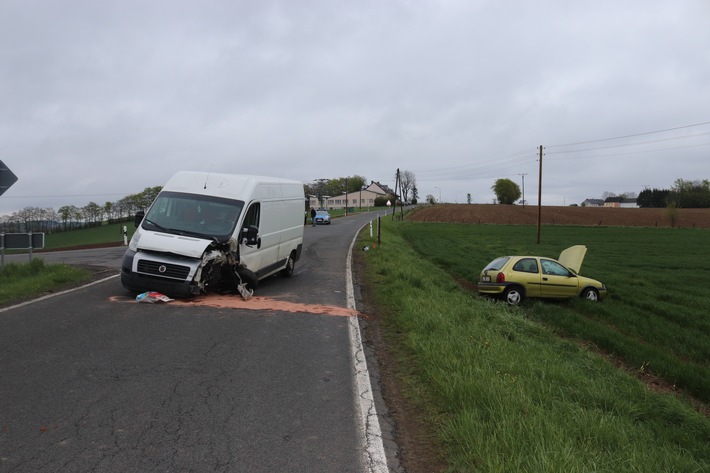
(496, 272, 505, 283)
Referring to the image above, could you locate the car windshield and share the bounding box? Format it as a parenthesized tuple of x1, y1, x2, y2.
(484, 257, 510, 271)
(141, 191, 244, 241)
(316, 210, 329, 216)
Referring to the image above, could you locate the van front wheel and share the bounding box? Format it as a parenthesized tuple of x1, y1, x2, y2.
(281, 252, 296, 277)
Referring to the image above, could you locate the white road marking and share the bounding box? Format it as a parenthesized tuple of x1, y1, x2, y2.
(347, 226, 389, 473)
(0, 274, 119, 314)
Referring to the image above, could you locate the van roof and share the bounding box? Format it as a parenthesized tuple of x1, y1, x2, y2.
(163, 171, 304, 200)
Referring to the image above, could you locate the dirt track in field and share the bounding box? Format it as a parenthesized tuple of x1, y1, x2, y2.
(408, 204, 710, 228)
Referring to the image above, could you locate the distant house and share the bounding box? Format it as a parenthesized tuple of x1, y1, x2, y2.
(582, 199, 605, 207)
(620, 198, 639, 208)
(603, 197, 638, 208)
(307, 181, 396, 210)
(368, 181, 395, 196)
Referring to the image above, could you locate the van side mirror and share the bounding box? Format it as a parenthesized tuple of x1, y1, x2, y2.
(241, 225, 260, 247)
(134, 210, 145, 228)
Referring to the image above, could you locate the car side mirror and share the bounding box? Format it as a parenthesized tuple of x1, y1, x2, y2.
(134, 210, 145, 228)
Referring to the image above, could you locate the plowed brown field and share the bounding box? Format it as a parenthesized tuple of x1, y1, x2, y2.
(408, 204, 710, 228)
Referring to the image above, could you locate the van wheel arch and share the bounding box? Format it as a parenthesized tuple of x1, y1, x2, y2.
(280, 251, 297, 277)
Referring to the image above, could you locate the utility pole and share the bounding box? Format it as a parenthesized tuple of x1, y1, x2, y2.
(518, 173, 527, 208)
(537, 145, 543, 244)
(315, 178, 328, 208)
(393, 168, 404, 221)
(344, 177, 348, 216)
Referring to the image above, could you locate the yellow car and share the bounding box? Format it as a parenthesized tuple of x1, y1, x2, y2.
(477, 245, 607, 305)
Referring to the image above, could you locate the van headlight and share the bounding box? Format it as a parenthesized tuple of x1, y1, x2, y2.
(128, 230, 141, 251)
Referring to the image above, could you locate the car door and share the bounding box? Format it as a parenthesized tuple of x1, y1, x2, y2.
(511, 257, 542, 298)
(539, 258, 579, 298)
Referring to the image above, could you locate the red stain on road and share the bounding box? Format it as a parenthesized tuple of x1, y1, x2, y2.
(110, 294, 357, 317)
(179, 294, 358, 317)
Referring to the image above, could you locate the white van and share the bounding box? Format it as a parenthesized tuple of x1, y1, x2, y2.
(121, 171, 305, 297)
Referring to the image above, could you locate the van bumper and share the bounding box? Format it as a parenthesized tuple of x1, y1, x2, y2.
(121, 249, 200, 298)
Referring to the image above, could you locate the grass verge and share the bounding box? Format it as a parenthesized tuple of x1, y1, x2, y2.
(0, 259, 91, 306)
(358, 219, 709, 472)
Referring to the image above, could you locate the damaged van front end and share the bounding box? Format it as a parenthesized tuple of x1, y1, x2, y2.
(121, 230, 258, 299)
(120, 187, 258, 298)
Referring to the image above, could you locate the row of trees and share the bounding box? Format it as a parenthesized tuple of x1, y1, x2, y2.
(637, 179, 710, 208)
(488, 177, 710, 208)
(0, 186, 162, 233)
(304, 175, 368, 202)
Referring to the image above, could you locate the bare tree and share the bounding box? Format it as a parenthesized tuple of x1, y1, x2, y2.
(399, 170, 416, 203)
(2, 213, 21, 232)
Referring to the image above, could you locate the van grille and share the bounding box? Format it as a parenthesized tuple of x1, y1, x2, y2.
(137, 260, 191, 280)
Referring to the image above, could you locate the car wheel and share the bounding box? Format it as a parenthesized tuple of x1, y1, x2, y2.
(581, 287, 599, 302)
(503, 286, 524, 306)
(280, 252, 296, 277)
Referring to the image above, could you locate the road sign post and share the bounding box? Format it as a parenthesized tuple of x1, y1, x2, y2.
(0, 233, 45, 267)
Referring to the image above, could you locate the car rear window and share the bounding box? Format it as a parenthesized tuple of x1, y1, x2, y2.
(484, 257, 510, 271)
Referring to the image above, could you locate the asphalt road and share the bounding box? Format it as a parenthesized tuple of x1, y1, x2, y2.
(0, 211, 395, 473)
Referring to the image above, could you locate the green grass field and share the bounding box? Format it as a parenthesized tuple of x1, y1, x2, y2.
(40, 221, 134, 250)
(396, 222, 710, 404)
(359, 218, 709, 472)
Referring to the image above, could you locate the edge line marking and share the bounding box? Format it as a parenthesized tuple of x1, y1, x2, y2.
(0, 274, 119, 314)
(347, 221, 389, 473)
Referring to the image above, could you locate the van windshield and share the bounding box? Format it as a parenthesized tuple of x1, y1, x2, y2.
(142, 191, 244, 241)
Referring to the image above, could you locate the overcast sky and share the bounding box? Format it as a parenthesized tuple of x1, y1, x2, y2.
(1, 0, 709, 215)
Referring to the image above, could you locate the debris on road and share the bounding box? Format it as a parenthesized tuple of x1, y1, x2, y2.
(136, 291, 174, 303)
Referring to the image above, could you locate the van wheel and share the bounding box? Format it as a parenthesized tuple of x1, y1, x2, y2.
(281, 252, 296, 277)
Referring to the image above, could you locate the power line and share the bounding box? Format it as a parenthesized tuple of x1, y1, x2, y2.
(415, 149, 538, 181)
(546, 120, 710, 149)
(546, 141, 710, 161)
(415, 148, 535, 175)
(546, 131, 710, 156)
